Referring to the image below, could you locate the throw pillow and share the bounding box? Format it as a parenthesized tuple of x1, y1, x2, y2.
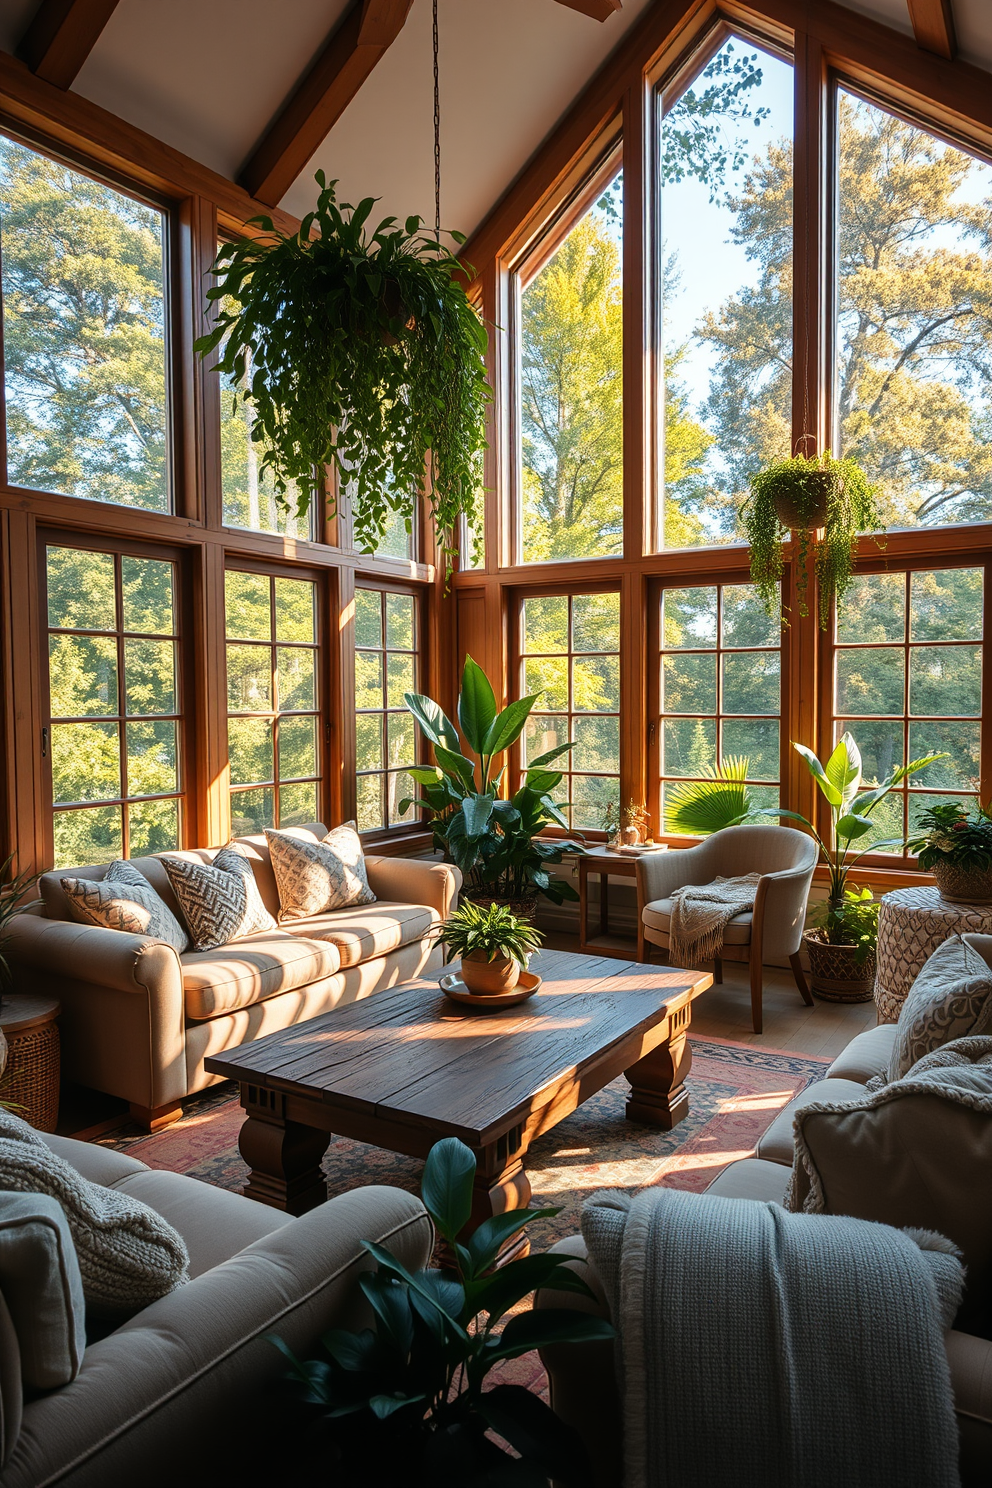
(888, 933, 992, 1082)
(0, 1192, 86, 1389)
(265, 822, 376, 921)
(162, 844, 276, 953)
(0, 1112, 188, 1318)
(61, 859, 188, 953)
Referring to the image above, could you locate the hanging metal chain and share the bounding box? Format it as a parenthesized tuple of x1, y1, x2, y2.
(433, 0, 441, 244)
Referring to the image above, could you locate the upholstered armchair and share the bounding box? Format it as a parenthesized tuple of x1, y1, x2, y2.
(636, 825, 817, 1034)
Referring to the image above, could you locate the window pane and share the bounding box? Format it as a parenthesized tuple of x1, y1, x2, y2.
(721, 585, 779, 648)
(52, 721, 120, 802)
(573, 774, 619, 831)
(278, 781, 317, 828)
(387, 713, 415, 768)
(572, 655, 619, 712)
(663, 588, 717, 648)
(835, 647, 904, 715)
(836, 574, 905, 643)
(573, 592, 620, 653)
(910, 568, 983, 641)
(908, 720, 980, 790)
(722, 652, 779, 714)
(386, 593, 415, 650)
(227, 643, 271, 711)
(387, 771, 416, 826)
(837, 720, 903, 786)
(386, 654, 414, 710)
(228, 716, 272, 786)
(48, 548, 116, 630)
(722, 718, 779, 779)
(357, 713, 383, 772)
(372, 506, 413, 560)
(837, 92, 992, 530)
(353, 586, 420, 833)
(278, 716, 317, 780)
(274, 578, 316, 643)
(225, 572, 271, 641)
(357, 774, 384, 832)
(355, 652, 383, 710)
(659, 41, 793, 548)
(277, 648, 315, 711)
(129, 797, 179, 856)
(573, 715, 619, 773)
(662, 653, 716, 714)
(230, 787, 273, 837)
(355, 588, 382, 647)
(53, 805, 122, 868)
(910, 646, 981, 716)
(126, 720, 178, 796)
(124, 639, 175, 716)
(523, 595, 569, 654)
(520, 173, 623, 563)
(523, 714, 569, 764)
(220, 327, 311, 538)
(122, 558, 174, 635)
(525, 657, 568, 710)
(50, 635, 117, 717)
(663, 717, 717, 777)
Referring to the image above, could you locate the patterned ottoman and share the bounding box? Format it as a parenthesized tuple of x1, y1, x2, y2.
(874, 885, 992, 1024)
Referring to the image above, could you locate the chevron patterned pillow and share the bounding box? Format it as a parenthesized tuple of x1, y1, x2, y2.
(162, 844, 276, 952)
(265, 822, 376, 920)
(61, 858, 189, 953)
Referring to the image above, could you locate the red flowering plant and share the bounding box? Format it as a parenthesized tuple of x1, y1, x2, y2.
(907, 801, 992, 871)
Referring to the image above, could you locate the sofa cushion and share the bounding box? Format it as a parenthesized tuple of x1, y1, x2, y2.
(0, 1192, 85, 1390)
(888, 934, 992, 1083)
(61, 859, 189, 952)
(642, 897, 751, 945)
(266, 822, 376, 920)
(704, 1157, 792, 1204)
(754, 1077, 868, 1166)
(290, 901, 438, 969)
(112, 1170, 293, 1278)
(181, 932, 340, 1020)
(825, 1024, 900, 1085)
(42, 1135, 149, 1187)
(163, 845, 277, 952)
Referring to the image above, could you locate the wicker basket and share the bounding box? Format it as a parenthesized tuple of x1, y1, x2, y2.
(802, 929, 876, 1004)
(932, 859, 992, 905)
(0, 1006, 60, 1132)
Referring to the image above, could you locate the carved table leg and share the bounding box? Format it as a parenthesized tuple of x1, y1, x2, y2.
(625, 1025, 693, 1130)
(237, 1086, 329, 1215)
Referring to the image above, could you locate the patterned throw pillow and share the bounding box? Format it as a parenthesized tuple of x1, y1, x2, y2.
(887, 934, 992, 1082)
(162, 844, 276, 952)
(61, 859, 189, 953)
(265, 822, 376, 921)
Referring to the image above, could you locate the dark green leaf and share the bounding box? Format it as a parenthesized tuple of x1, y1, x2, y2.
(420, 1137, 476, 1242)
(458, 656, 498, 753)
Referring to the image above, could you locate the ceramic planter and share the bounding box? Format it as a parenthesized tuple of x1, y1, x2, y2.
(459, 950, 521, 996)
(802, 929, 876, 1004)
(932, 859, 992, 904)
(772, 471, 832, 530)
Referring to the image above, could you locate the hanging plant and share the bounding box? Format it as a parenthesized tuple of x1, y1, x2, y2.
(740, 449, 881, 628)
(195, 174, 489, 571)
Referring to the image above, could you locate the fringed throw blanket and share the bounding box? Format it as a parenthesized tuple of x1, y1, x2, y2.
(582, 1186, 963, 1488)
(668, 872, 761, 967)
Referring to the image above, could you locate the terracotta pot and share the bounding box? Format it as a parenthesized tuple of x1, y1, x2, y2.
(932, 859, 992, 905)
(772, 471, 833, 531)
(460, 950, 520, 996)
(802, 929, 875, 1003)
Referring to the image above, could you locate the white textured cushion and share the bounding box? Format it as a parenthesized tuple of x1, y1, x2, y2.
(0, 1192, 85, 1389)
(61, 858, 188, 953)
(266, 822, 376, 920)
(163, 843, 276, 952)
(887, 934, 992, 1083)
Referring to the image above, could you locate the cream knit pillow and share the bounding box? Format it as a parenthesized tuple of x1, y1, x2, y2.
(265, 822, 376, 921)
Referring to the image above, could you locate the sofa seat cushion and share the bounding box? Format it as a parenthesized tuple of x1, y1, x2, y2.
(642, 897, 751, 945)
(42, 1135, 149, 1187)
(112, 1170, 293, 1278)
(705, 1157, 792, 1205)
(754, 1078, 868, 1166)
(826, 1024, 900, 1085)
(181, 932, 340, 1020)
(289, 901, 439, 969)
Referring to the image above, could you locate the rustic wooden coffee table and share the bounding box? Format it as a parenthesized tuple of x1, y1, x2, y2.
(204, 948, 712, 1243)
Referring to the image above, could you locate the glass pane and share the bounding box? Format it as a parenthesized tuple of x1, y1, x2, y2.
(572, 655, 619, 712)
(572, 774, 620, 831)
(220, 340, 310, 538)
(524, 657, 568, 710)
(356, 773, 384, 832)
(126, 720, 178, 795)
(909, 720, 980, 790)
(722, 651, 780, 714)
(521, 173, 623, 563)
(124, 639, 175, 716)
(836, 719, 903, 786)
(355, 651, 383, 710)
(122, 557, 174, 635)
(355, 588, 382, 648)
(372, 505, 413, 559)
(278, 781, 317, 828)
(523, 595, 569, 655)
(909, 790, 979, 835)
(835, 647, 904, 715)
(277, 648, 315, 711)
(387, 771, 416, 826)
(910, 569, 982, 641)
(573, 714, 619, 773)
(572, 593, 620, 653)
(662, 653, 716, 714)
(721, 718, 779, 780)
(51, 721, 120, 802)
(53, 805, 122, 868)
(660, 42, 794, 548)
(226, 643, 271, 712)
(386, 654, 415, 710)
(230, 787, 273, 837)
(49, 635, 117, 717)
(386, 592, 415, 650)
(278, 715, 317, 780)
(663, 717, 717, 777)
(228, 716, 272, 786)
(0, 140, 168, 511)
(837, 91, 992, 530)
(225, 571, 270, 641)
(274, 578, 316, 643)
(129, 797, 179, 856)
(47, 547, 116, 630)
(387, 712, 415, 768)
(356, 713, 383, 772)
(836, 573, 905, 643)
(910, 645, 981, 716)
(721, 585, 779, 648)
(523, 714, 569, 765)
(663, 588, 717, 648)
(744, 785, 780, 826)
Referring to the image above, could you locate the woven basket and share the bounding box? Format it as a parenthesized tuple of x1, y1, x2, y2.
(1, 1019, 60, 1132)
(933, 859, 992, 905)
(803, 929, 876, 1004)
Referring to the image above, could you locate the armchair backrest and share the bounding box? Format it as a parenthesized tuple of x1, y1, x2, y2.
(694, 824, 818, 880)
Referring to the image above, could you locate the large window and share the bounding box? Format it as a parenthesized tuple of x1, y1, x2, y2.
(657, 582, 781, 829)
(354, 587, 421, 832)
(832, 567, 984, 853)
(225, 571, 322, 836)
(219, 326, 311, 538)
(520, 592, 620, 828)
(0, 139, 169, 511)
(46, 545, 183, 867)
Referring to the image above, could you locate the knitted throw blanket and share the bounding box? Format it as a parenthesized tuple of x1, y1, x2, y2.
(0, 1110, 189, 1316)
(668, 872, 761, 968)
(582, 1186, 963, 1488)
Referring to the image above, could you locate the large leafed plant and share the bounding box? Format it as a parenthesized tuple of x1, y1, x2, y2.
(195, 175, 489, 570)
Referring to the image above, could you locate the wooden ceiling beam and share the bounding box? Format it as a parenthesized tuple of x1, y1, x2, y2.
(239, 0, 414, 208)
(17, 0, 121, 90)
(906, 0, 956, 61)
(554, 0, 623, 18)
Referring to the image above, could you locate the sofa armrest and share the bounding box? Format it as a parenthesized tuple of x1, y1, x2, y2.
(5, 913, 179, 997)
(4, 1186, 433, 1488)
(363, 855, 462, 919)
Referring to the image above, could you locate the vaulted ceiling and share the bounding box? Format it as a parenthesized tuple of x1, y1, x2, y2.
(0, 0, 989, 237)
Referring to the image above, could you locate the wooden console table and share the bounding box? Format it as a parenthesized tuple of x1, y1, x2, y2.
(579, 846, 667, 959)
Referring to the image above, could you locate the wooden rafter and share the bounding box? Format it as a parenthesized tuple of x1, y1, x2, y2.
(17, 0, 121, 90)
(906, 0, 956, 60)
(554, 0, 623, 18)
(239, 0, 414, 208)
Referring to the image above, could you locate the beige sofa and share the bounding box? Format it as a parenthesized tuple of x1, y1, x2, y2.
(6, 824, 460, 1130)
(0, 1133, 432, 1488)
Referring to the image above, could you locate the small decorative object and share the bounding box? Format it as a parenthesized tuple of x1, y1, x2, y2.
(741, 447, 881, 628)
(663, 756, 755, 836)
(0, 854, 40, 1010)
(433, 900, 542, 997)
(602, 798, 649, 848)
(272, 1136, 612, 1486)
(908, 801, 992, 904)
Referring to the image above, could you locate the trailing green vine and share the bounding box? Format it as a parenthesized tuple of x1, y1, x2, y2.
(195, 175, 489, 572)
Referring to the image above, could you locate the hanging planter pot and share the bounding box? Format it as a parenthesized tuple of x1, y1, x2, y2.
(771, 470, 832, 531)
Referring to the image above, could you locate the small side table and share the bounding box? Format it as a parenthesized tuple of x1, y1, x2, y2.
(874, 886, 992, 1024)
(0, 995, 61, 1131)
(579, 847, 667, 959)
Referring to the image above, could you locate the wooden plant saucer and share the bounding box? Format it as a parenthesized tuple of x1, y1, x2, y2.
(439, 969, 542, 1009)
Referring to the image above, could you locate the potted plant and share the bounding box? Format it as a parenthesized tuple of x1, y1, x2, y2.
(433, 900, 542, 995)
(600, 798, 650, 848)
(195, 175, 489, 573)
(908, 801, 992, 904)
(270, 1137, 612, 1487)
(402, 658, 584, 914)
(741, 450, 881, 629)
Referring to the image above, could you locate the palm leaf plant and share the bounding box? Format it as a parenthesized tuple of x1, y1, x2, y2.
(270, 1137, 611, 1486)
(663, 756, 755, 836)
(402, 657, 584, 906)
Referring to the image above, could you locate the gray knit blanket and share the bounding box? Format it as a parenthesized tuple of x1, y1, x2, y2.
(668, 872, 760, 967)
(582, 1186, 963, 1488)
